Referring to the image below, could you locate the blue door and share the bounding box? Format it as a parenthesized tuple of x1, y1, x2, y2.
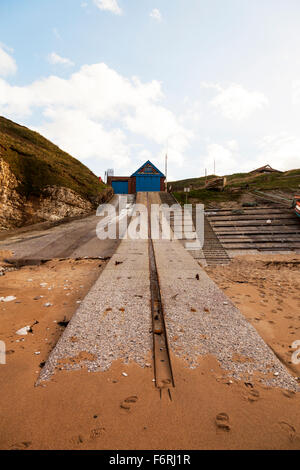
(112, 181, 128, 194)
(136, 176, 161, 192)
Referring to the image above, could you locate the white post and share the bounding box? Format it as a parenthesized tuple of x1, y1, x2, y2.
(165, 153, 168, 192)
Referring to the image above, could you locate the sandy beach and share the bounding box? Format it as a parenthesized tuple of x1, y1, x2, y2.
(0, 253, 300, 450)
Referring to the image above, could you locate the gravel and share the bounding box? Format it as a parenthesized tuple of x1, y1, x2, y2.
(153, 237, 299, 392)
(38, 238, 152, 383)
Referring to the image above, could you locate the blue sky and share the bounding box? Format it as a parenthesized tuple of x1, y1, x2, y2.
(1, 0, 300, 180)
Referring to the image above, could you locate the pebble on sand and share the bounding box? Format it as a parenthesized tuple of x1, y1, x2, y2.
(16, 326, 31, 336)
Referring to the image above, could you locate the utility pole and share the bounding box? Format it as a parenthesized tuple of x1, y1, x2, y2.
(165, 153, 168, 192)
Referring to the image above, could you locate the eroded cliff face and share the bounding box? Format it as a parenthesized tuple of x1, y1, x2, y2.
(0, 158, 112, 230)
(0, 158, 25, 230)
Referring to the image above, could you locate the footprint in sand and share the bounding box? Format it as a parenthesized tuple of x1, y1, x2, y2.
(279, 421, 296, 442)
(70, 426, 105, 445)
(247, 389, 260, 402)
(70, 435, 84, 446)
(90, 426, 105, 439)
(120, 395, 138, 411)
(10, 441, 32, 450)
(282, 390, 295, 399)
(215, 413, 231, 432)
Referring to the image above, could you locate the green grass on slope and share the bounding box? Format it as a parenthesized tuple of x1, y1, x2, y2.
(173, 189, 241, 205)
(0, 116, 106, 203)
(171, 168, 300, 204)
(171, 170, 300, 192)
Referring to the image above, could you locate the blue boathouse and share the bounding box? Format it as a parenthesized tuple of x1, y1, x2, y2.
(107, 160, 165, 194)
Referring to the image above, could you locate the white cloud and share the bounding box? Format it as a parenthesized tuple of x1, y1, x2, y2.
(226, 139, 239, 152)
(124, 103, 192, 166)
(48, 52, 74, 67)
(137, 149, 153, 162)
(0, 45, 17, 77)
(200, 133, 300, 177)
(39, 108, 131, 169)
(256, 132, 300, 171)
(202, 141, 239, 176)
(202, 82, 268, 121)
(179, 99, 202, 125)
(81, 1, 88, 7)
(93, 0, 122, 15)
(292, 80, 300, 105)
(150, 8, 162, 22)
(0, 62, 192, 173)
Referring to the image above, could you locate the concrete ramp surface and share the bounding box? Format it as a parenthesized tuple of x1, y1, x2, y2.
(38, 192, 299, 392)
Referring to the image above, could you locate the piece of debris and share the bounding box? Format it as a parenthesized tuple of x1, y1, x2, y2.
(266, 219, 272, 224)
(40, 283, 48, 287)
(34, 351, 41, 355)
(58, 318, 69, 328)
(0, 296, 17, 302)
(242, 202, 258, 207)
(122, 372, 128, 377)
(154, 328, 163, 335)
(16, 326, 31, 336)
(44, 302, 52, 307)
(195, 274, 199, 280)
(115, 261, 123, 265)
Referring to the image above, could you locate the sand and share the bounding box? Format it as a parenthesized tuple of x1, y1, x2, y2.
(1, 255, 300, 449)
(205, 254, 300, 379)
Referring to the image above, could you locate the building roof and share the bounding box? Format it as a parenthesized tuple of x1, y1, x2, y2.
(250, 164, 281, 173)
(131, 160, 165, 177)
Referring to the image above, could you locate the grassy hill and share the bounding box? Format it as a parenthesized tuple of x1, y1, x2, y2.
(0, 116, 107, 203)
(170, 168, 300, 205)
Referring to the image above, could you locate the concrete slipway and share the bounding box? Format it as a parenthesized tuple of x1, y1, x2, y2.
(38, 193, 298, 391)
